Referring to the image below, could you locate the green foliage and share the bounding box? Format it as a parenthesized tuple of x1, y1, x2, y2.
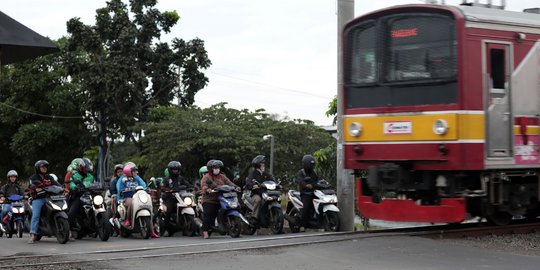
(0, 47, 92, 178)
(313, 142, 337, 187)
(326, 95, 337, 125)
(137, 104, 335, 187)
(64, 0, 211, 140)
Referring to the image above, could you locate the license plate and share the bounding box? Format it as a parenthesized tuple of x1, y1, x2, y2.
(50, 195, 65, 201)
(223, 192, 237, 198)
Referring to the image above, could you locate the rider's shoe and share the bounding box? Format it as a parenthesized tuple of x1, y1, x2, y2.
(124, 219, 131, 227)
(151, 232, 160, 238)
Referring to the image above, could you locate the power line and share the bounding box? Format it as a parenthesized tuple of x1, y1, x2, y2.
(0, 101, 85, 119)
(208, 71, 333, 100)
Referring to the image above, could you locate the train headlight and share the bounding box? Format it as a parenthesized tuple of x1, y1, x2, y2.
(433, 119, 448, 135)
(349, 122, 362, 137)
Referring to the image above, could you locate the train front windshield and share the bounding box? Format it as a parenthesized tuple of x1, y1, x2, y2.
(345, 12, 457, 108)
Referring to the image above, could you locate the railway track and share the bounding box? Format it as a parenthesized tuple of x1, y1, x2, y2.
(4, 222, 540, 268)
(0, 231, 395, 268)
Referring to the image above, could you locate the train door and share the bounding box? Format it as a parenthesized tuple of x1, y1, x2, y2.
(483, 42, 513, 158)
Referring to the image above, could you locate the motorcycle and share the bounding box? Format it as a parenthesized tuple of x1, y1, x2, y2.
(242, 180, 284, 235)
(157, 186, 201, 236)
(32, 185, 71, 244)
(204, 180, 249, 238)
(73, 185, 112, 241)
(285, 179, 340, 232)
(115, 186, 154, 239)
(1, 194, 26, 238)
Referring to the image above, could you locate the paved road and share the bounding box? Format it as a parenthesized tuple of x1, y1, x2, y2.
(2, 232, 540, 270)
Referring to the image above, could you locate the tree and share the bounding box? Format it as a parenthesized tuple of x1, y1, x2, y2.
(326, 95, 337, 125)
(137, 104, 336, 188)
(64, 0, 211, 180)
(0, 42, 92, 179)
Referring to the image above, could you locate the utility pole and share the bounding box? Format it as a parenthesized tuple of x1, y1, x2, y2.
(337, 0, 355, 231)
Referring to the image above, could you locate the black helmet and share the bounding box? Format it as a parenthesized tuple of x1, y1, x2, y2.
(251, 155, 266, 169)
(302, 155, 315, 171)
(211, 160, 224, 168)
(34, 160, 49, 173)
(206, 159, 215, 171)
(114, 164, 124, 172)
(167, 161, 182, 176)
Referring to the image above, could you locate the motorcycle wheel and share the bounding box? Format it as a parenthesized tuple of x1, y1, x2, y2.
(242, 218, 257, 235)
(157, 214, 168, 237)
(270, 207, 284, 234)
(288, 209, 301, 233)
(182, 215, 196, 237)
(17, 220, 24, 238)
(139, 216, 152, 239)
(55, 217, 70, 244)
(97, 214, 111, 242)
(227, 216, 242, 238)
(120, 227, 131, 238)
(323, 211, 340, 232)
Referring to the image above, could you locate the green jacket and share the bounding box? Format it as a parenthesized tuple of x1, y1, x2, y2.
(69, 172, 95, 190)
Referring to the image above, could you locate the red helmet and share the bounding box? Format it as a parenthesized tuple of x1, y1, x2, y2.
(123, 164, 137, 178)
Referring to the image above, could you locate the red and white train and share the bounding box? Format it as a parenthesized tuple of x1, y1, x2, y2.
(342, 2, 540, 225)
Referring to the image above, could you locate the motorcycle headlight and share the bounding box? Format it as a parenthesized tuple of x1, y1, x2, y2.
(61, 202, 68, 210)
(184, 197, 193, 206)
(229, 202, 238, 208)
(12, 208, 19, 214)
(93, 195, 104, 206)
(139, 192, 149, 204)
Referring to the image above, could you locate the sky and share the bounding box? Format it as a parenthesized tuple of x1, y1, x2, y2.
(2, 0, 538, 125)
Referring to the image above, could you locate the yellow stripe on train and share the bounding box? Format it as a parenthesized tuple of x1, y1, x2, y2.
(343, 113, 485, 142)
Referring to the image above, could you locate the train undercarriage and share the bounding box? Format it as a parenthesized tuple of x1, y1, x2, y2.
(358, 164, 540, 225)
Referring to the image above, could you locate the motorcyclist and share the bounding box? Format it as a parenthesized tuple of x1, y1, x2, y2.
(244, 155, 276, 224)
(200, 160, 240, 239)
(1, 170, 25, 224)
(67, 158, 95, 232)
(64, 158, 82, 191)
(109, 164, 124, 216)
(161, 161, 193, 224)
(297, 155, 320, 230)
(28, 160, 61, 244)
(116, 163, 160, 238)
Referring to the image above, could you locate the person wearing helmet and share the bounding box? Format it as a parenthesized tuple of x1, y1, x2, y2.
(245, 155, 276, 224)
(161, 161, 193, 226)
(116, 163, 160, 238)
(64, 158, 83, 190)
(1, 170, 25, 225)
(200, 160, 240, 239)
(67, 158, 95, 232)
(297, 155, 320, 230)
(198, 166, 208, 179)
(107, 164, 124, 235)
(28, 160, 61, 243)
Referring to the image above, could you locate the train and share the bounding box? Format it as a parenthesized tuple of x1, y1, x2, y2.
(342, 1, 540, 225)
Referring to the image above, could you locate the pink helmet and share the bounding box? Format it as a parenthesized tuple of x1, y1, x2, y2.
(123, 163, 137, 177)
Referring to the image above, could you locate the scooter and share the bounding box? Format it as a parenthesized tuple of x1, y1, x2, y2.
(73, 185, 112, 241)
(33, 185, 71, 244)
(116, 186, 153, 239)
(204, 180, 249, 238)
(2, 194, 26, 238)
(285, 179, 340, 232)
(242, 180, 284, 234)
(157, 186, 201, 236)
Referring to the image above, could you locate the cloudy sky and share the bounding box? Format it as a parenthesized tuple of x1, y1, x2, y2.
(2, 0, 538, 125)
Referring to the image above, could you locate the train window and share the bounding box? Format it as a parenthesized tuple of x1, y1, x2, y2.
(490, 49, 506, 89)
(347, 22, 377, 84)
(384, 15, 456, 83)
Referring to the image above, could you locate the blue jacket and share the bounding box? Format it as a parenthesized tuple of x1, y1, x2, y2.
(116, 175, 147, 200)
